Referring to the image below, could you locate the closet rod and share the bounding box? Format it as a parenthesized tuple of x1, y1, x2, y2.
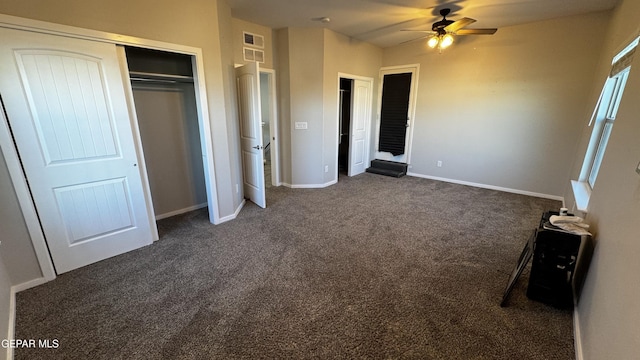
(130, 77, 177, 84)
(128, 71, 194, 83)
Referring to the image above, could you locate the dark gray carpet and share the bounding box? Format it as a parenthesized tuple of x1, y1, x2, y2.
(15, 174, 574, 359)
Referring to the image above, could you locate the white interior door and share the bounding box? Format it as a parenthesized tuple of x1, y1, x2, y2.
(0, 27, 153, 273)
(235, 62, 266, 208)
(348, 79, 372, 176)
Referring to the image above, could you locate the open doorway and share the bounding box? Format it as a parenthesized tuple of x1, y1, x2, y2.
(125, 47, 207, 220)
(338, 78, 353, 176)
(336, 74, 373, 178)
(260, 69, 279, 188)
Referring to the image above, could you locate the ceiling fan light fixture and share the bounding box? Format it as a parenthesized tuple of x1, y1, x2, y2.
(440, 33, 454, 49)
(427, 36, 439, 48)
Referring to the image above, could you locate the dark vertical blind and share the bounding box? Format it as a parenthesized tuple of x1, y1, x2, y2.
(378, 73, 412, 156)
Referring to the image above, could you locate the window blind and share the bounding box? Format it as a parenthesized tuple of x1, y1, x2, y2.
(378, 73, 412, 156)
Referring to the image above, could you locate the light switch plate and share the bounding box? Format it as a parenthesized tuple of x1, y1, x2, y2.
(294, 122, 308, 130)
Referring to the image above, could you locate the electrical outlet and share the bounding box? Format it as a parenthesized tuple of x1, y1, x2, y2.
(324, 165, 329, 173)
(437, 160, 443, 168)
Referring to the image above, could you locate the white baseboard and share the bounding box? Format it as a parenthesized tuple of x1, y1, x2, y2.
(573, 306, 584, 360)
(217, 199, 246, 224)
(281, 180, 337, 189)
(6, 287, 15, 360)
(155, 203, 208, 220)
(407, 172, 565, 202)
(12, 277, 50, 293)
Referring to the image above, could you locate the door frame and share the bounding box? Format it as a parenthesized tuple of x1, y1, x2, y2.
(260, 68, 280, 186)
(335, 73, 374, 179)
(0, 14, 220, 285)
(374, 64, 420, 165)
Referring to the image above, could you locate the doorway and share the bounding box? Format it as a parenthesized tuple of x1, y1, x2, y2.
(336, 73, 374, 178)
(125, 47, 207, 220)
(374, 65, 419, 165)
(338, 78, 353, 176)
(260, 69, 279, 188)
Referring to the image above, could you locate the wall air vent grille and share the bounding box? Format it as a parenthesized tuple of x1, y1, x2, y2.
(243, 31, 264, 48)
(243, 47, 264, 63)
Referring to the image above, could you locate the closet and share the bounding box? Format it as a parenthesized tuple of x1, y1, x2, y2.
(125, 47, 207, 219)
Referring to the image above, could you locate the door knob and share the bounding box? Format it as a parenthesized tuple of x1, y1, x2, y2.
(252, 145, 263, 150)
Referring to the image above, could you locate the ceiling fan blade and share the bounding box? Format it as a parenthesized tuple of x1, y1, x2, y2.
(398, 35, 430, 45)
(444, 17, 476, 33)
(400, 29, 437, 35)
(455, 28, 498, 35)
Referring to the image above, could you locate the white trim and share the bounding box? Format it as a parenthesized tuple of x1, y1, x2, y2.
(407, 172, 565, 201)
(281, 180, 338, 189)
(574, 306, 584, 360)
(571, 180, 591, 212)
(218, 199, 246, 224)
(0, 96, 56, 283)
(155, 203, 208, 221)
(6, 288, 15, 360)
(11, 277, 51, 293)
(117, 45, 160, 242)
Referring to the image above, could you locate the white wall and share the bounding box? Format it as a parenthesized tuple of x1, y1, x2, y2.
(562, 0, 640, 358)
(382, 12, 610, 198)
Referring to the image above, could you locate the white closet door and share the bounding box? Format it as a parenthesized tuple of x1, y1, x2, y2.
(0, 27, 153, 273)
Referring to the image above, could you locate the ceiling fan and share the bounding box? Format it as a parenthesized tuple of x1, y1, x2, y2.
(402, 8, 497, 49)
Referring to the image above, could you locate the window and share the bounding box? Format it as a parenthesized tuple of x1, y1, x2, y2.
(573, 37, 637, 210)
(582, 68, 629, 187)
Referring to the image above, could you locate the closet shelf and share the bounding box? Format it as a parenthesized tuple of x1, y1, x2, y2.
(129, 71, 194, 83)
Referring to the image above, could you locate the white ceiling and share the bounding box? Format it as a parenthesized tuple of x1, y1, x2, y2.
(227, 0, 619, 48)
